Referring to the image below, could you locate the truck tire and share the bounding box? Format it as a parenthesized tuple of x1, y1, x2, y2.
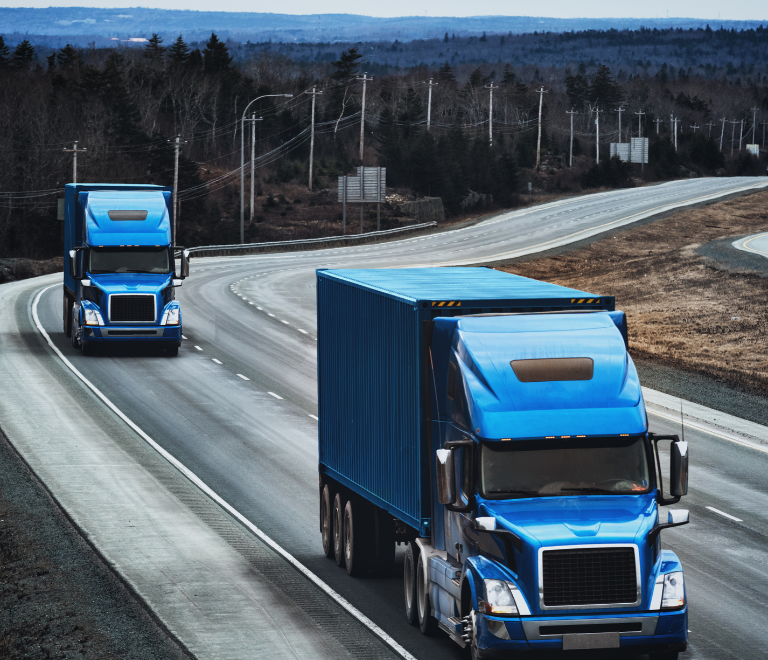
(403, 542, 419, 625)
(63, 292, 72, 337)
(320, 484, 334, 558)
(165, 344, 179, 357)
(416, 551, 440, 635)
(81, 340, 94, 356)
(650, 654, 679, 660)
(343, 498, 374, 577)
(333, 491, 346, 568)
(373, 507, 395, 576)
(70, 307, 80, 349)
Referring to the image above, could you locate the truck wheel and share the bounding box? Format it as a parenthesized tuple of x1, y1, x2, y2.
(403, 542, 419, 625)
(416, 551, 440, 635)
(373, 507, 395, 576)
(165, 344, 179, 357)
(333, 492, 346, 568)
(63, 293, 72, 337)
(81, 340, 94, 356)
(343, 498, 374, 577)
(320, 484, 334, 558)
(650, 654, 679, 660)
(70, 307, 80, 349)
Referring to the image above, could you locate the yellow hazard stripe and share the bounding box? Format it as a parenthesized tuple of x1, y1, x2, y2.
(431, 301, 462, 307)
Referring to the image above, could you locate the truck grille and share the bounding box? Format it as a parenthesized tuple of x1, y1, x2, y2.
(110, 295, 155, 322)
(542, 547, 637, 607)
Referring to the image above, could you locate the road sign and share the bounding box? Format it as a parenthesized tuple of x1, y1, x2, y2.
(630, 137, 649, 164)
(338, 167, 386, 203)
(610, 143, 631, 162)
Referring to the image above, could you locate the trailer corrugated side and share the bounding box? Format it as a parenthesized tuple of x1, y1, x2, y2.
(316, 268, 614, 536)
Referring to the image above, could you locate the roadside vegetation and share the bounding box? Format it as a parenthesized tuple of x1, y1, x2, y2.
(500, 191, 768, 398)
(0, 27, 766, 260)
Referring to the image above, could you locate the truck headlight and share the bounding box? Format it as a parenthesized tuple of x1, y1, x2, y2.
(484, 579, 519, 615)
(83, 308, 104, 326)
(162, 308, 180, 326)
(661, 571, 685, 610)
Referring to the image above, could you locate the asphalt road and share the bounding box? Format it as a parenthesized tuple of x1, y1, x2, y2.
(34, 177, 768, 659)
(733, 231, 768, 259)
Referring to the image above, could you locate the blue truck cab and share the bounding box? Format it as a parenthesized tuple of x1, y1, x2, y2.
(317, 268, 690, 659)
(62, 184, 189, 356)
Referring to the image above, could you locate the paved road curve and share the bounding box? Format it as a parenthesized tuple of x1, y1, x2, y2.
(32, 177, 768, 659)
(733, 231, 768, 259)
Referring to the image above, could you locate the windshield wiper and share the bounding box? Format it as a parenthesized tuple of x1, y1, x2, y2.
(559, 487, 618, 494)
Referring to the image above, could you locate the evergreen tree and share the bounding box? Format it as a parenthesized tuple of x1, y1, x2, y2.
(168, 35, 190, 65)
(330, 46, 362, 83)
(589, 64, 623, 107)
(46, 53, 56, 74)
(443, 32, 449, 43)
(57, 44, 79, 71)
(0, 37, 9, 69)
(203, 33, 232, 74)
(186, 49, 203, 69)
(501, 64, 516, 87)
(12, 39, 35, 70)
(565, 73, 589, 109)
(437, 62, 456, 87)
(479, 32, 488, 42)
(100, 52, 145, 144)
(144, 33, 165, 60)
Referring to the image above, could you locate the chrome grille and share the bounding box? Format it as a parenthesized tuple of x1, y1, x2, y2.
(542, 547, 637, 607)
(110, 295, 155, 322)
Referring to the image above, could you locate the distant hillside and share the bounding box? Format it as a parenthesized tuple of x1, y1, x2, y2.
(1, 7, 765, 45)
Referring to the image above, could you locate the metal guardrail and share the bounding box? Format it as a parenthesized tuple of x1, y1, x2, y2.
(181, 221, 438, 258)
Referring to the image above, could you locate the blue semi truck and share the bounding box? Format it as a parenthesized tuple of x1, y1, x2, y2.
(317, 268, 690, 659)
(62, 183, 189, 356)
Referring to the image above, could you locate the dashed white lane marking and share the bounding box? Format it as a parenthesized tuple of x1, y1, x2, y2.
(268, 313, 276, 317)
(237, 374, 250, 381)
(298, 329, 308, 334)
(181, 335, 187, 339)
(257, 306, 263, 310)
(194, 345, 203, 351)
(706, 506, 742, 522)
(268, 391, 283, 400)
(212, 359, 222, 365)
(248, 302, 254, 305)
(308, 414, 319, 421)
(281, 320, 290, 325)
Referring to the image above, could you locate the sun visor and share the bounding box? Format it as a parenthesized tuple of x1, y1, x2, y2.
(84, 191, 171, 246)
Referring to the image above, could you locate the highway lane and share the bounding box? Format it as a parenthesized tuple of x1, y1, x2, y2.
(32, 177, 768, 659)
(733, 231, 768, 259)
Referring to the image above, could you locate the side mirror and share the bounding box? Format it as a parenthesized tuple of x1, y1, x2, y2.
(648, 508, 690, 544)
(180, 249, 190, 279)
(670, 441, 688, 497)
(436, 449, 455, 505)
(68, 249, 82, 280)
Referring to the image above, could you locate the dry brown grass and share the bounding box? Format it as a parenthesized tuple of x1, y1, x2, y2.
(499, 191, 768, 397)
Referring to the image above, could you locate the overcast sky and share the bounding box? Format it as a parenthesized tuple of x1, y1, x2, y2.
(4, 0, 766, 20)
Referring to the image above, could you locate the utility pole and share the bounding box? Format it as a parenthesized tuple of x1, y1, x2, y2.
(635, 110, 646, 138)
(534, 86, 548, 168)
(305, 87, 322, 191)
(166, 136, 186, 241)
(426, 78, 437, 132)
(690, 124, 700, 133)
(614, 106, 626, 143)
(594, 107, 602, 164)
(63, 141, 86, 184)
(241, 93, 292, 243)
(762, 120, 767, 149)
(566, 109, 578, 166)
(719, 117, 727, 151)
(356, 73, 371, 162)
(654, 117, 663, 134)
(730, 119, 738, 157)
(751, 106, 759, 144)
(673, 116, 679, 151)
(738, 119, 744, 152)
(485, 81, 498, 145)
(248, 114, 262, 220)
(705, 121, 714, 138)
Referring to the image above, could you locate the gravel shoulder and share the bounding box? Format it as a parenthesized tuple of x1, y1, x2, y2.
(0, 427, 191, 660)
(498, 189, 768, 426)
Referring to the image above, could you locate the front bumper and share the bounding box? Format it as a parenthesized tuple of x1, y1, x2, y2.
(476, 609, 687, 657)
(82, 324, 182, 343)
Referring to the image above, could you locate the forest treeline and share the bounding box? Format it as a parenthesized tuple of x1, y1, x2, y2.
(0, 29, 766, 259)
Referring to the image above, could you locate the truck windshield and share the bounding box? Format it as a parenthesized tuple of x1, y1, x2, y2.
(480, 436, 651, 499)
(88, 247, 170, 274)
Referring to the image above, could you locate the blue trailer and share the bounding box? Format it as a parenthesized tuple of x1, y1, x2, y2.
(317, 267, 689, 659)
(62, 183, 189, 356)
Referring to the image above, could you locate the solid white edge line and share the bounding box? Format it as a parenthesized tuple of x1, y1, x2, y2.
(308, 414, 319, 421)
(268, 391, 283, 399)
(31, 285, 417, 660)
(237, 374, 250, 381)
(705, 506, 743, 522)
(181, 335, 187, 340)
(647, 409, 768, 455)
